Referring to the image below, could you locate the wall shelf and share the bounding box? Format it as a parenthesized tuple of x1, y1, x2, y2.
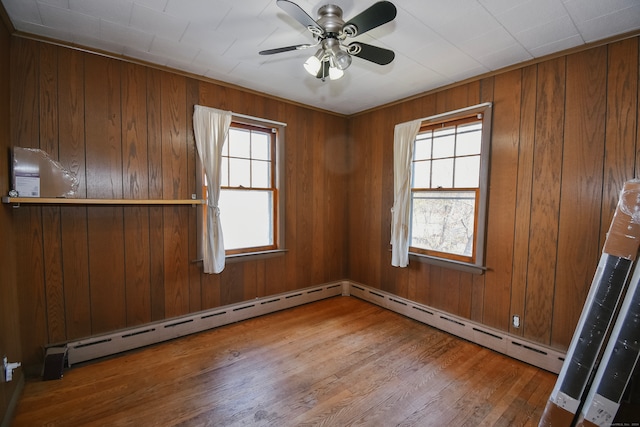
(2, 197, 206, 206)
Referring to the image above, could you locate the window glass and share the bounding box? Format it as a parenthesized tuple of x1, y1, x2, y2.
(252, 132, 271, 161)
(252, 160, 270, 188)
(414, 134, 432, 161)
(454, 156, 480, 188)
(411, 190, 476, 257)
(219, 189, 273, 250)
(220, 157, 229, 187)
(431, 158, 454, 188)
(412, 161, 431, 188)
(432, 128, 455, 159)
(229, 158, 251, 188)
(229, 128, 251, 158)
(456, 125, 482, 156)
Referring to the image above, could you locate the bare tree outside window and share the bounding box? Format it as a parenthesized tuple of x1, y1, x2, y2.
(409, 115, 485, 264)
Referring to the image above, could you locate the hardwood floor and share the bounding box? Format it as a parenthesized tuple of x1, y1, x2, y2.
(12, 297, 556, 426)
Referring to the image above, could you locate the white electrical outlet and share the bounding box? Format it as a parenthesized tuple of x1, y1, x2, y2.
(3, 356, 21, 382)
(512, 315, 520, 328)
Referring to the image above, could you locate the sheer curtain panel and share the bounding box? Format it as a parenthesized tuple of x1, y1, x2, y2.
(391, 119, 421, 267)
(193, 105, 232, 274)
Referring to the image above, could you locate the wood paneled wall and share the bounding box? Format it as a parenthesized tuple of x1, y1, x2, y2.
(9, 34, 640, 370)
(9, 38, 348, 368)
(348, 37, 640, 351)
(0, 15, 22, 423)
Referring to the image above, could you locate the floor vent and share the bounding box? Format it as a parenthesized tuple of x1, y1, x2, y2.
(345, 281, 565, 374)
(60, 281, 346, 366)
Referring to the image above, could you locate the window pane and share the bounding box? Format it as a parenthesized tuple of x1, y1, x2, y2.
(459, 122, 482, 133)
(414, 134, 432, 160)
(252, 160, 270, 188)
(432, 128, 455, 158)
(411, 190, 476, 257)
(222, 139, 229, 156)
(220, 158, 229, 187)
(431, 158, 453, 188)
(252, 132, 271, 161)
(456, 128, 482, 156)
(219, 189, 273, 250)
(454, 156, 480, 188)
(229, 128, 251, 158)
(229, 158, 250, 187)
(412, 160, 431, 188)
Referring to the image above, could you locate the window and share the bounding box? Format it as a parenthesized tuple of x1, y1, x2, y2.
(201, 120, 284, 257)
(409, 104, 491, 269)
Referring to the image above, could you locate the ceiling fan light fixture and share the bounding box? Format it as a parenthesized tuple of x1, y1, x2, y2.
(304, 49, 324, 75)
(328, 56, 344, 80)
(329, 65, 344, 80)
(324, 37, 351, 71)
(333, 49, 352, 70)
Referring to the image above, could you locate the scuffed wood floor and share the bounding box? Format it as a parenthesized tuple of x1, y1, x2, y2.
(12, 297, 556, 426)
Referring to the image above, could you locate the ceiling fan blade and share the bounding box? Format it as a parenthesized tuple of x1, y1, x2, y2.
(343, 1, 397, 37)
(348, 42, 395, 65)
(276, 0, 324, 35)
(259, 44, 312, 55)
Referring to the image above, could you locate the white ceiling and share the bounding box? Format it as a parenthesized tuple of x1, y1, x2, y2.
(2, 0, 639, 115)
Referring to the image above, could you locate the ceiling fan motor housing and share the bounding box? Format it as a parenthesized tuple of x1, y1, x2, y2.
(316, 5, 345, 35)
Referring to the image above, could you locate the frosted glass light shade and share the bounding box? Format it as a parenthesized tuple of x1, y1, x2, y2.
(304, 55, 322, 75)
(329, 66, 343, 80)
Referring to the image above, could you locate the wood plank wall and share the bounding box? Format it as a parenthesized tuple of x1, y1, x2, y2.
(0, 16, 22, 423)
(348, 37, 640, 351)
(9, 34, 640, 370)
(9, 38, 348, 369)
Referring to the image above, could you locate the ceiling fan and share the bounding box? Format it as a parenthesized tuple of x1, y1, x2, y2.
(259, 0, 397, 81)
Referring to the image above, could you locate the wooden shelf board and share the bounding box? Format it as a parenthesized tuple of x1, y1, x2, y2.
(2, 197, 205, 205)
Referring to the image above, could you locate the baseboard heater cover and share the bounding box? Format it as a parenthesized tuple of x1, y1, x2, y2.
(54, 280, 563, 374)
(346, 281, 566, 374)
(59, 282, 347, 366)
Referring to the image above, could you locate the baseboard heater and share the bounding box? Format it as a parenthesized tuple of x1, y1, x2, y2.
(345, 281, 566, 374)
(58, 282, 347, 367)
(53, 280, 564, 374)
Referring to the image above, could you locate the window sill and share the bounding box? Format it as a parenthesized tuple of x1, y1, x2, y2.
(226, 249, 288, 263)
(192, 249, 288, 264)
(409, 252, 486, 275)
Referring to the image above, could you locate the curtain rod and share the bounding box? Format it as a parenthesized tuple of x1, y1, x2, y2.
(232, 112, 287, 128)
(403, 102, 492, 126)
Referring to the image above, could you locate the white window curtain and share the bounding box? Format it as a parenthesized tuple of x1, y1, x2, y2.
(391, 119, 422, 267)
(193, 105, 232, 274)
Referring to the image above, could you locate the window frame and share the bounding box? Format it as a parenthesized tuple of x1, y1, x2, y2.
(197, 115, 286, 262)
(220, 122, 278, 255)
(408, 103, 492, 274)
